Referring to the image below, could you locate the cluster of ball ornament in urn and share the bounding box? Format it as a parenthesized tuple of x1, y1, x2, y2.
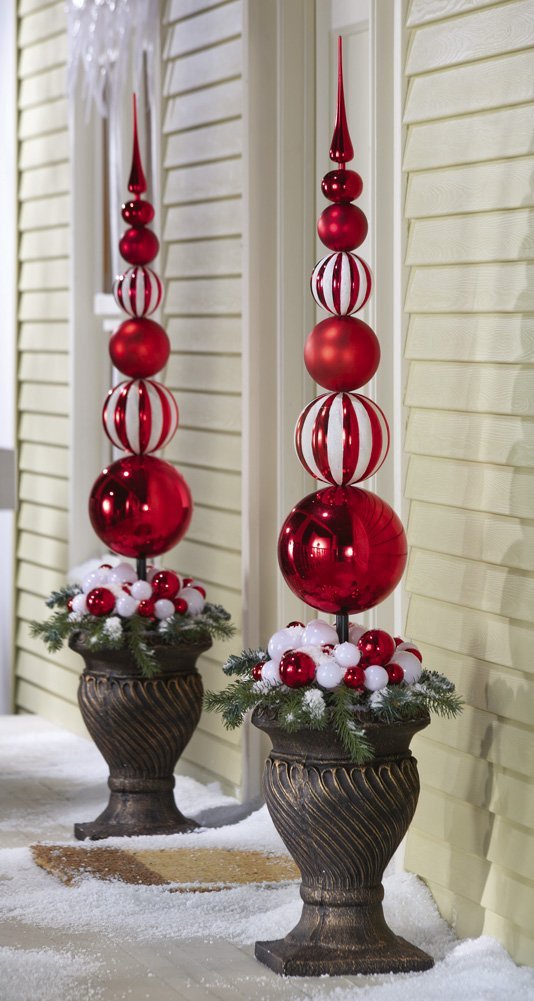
(89, 100, 192, 560)
(277, 43, 407, 617)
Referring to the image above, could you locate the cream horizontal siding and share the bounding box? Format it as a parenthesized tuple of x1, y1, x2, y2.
(162, 0, 243, 794)
(403, 0, 534, 965)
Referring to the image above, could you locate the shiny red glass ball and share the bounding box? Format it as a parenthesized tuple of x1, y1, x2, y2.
(86, 587, 115, 616)
(304, 316, 380, 391)
(343, 666, 365, 689)
(138, 598, 155, 617)
(286, 620, 304, 628)
(321, 169, 363, 203)
(357, 629, 396, 666)
(89, 455, 192, 558)
(252, 663, 264, 681)
(279, 650, 316, 688)
(121, 199, 155, 227)
(193, 585, 207, 598)
(109, 318, 170, 378)
(278, 486, 407, 614)
(174, 598, 188, 614)
(386, 663, 404, 685)
(151, 570, 180, 600)
(317, 204, 368, 252)
(119, 227, 159, 265)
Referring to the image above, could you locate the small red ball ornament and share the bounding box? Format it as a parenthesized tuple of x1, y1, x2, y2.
(386, 663, 404, 685)
(109, 318, 170, 378)
(343, 666, 365, 689)
(279, 650, 316, 688)
(89, 455, 192, 558)
(86, 587, 115, 616)
(151, 570, 180, 599)
(287, 620, 305, 628)
(119, 226, 159, 266)
(278, 485, 407, 614)
(317, 204, 368, 252)
(138, 598, 155, 617)
(121, 199, 155, 227)
(174, 598, 188, 614)
(252, 663, 264, 681)
(321, 169, 363, 203)
(304, 316, 380, 391)
(394, 636, 404, 647)
(357, 630, 396, 666)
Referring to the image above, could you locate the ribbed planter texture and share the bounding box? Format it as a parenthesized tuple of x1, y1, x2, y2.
(252, 706, 433, 977)
(71, 635, 211, 840)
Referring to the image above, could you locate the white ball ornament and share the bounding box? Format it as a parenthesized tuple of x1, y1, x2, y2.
(389, 651, 422, 684)
(262, 660, 282, 687)
(116, 594, 138, 617)
(268, 626, 303, 663)
(333, 642, 361, 668)
(82, 568, 109, 593)
(154, 598, 175, 620)
(316, 659, 345, 689)
(349, 622, 366, 644)
(71, 593, 88, 614)
(108, 563, 137, 585)
(180, 586, 205, 616)
(363, 665, 389, 691)
(301, 619, 339, 647)
(396, 641, 422, 661)
(131, 580, 153, 601)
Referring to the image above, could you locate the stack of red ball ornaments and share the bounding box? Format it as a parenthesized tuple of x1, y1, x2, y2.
(252, 621, 423, 692)
(278, 52, 406, 614)
(89, 98, 192, 560)
(69, 563, 207, 621)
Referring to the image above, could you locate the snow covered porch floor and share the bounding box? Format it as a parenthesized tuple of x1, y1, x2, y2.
(1, 716, 533, 1001)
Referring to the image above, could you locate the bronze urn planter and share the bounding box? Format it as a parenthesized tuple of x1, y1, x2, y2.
(252, 706, 434, 977)
(71, 635, 211, 840)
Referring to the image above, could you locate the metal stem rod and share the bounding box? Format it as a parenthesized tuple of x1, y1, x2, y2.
(136, 556, 147, 581)
(335, 613, 349, 644)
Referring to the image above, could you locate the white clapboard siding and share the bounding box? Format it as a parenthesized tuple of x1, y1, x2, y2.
(162, 0, 244, 795)
(403, 0, 534, 960)
(14, 1, 77, 726)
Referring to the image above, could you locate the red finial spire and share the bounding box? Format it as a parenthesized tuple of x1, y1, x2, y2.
(128, 93, 147, 195)
(329, 36, 354, 164)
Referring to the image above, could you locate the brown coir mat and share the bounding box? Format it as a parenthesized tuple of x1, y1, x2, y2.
(31, 844, 299, 892)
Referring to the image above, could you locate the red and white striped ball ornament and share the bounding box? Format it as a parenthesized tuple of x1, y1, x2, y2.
(113, 266, 162, 317)
(103, 379, 179, 454)
(311, 251, 372, 316)
(295, 391, 389, 486)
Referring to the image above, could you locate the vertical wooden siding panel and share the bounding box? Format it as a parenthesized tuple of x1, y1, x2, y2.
(403, 0, 534, 960)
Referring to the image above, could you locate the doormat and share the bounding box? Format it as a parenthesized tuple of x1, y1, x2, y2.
(31, 844, 299, 891)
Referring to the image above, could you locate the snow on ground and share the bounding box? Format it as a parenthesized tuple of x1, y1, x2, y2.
(0, 715, 533, 1001)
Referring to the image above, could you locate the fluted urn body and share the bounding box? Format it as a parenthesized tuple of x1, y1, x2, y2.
(71, 635, 211, 840)
(252, 706, 433, 977)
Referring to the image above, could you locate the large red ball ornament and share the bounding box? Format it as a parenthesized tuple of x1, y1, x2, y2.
(113, 266, 162, 318)
(295, 392, 389, 486)
(357, 629, 396, 666)
(86, 587, 115, 616)
(119, 226, 159, 265)
(109, 318, 170, 378)
(311, 252, 372, 316)
(89, 455, 192, 558)
(317, 204, 368, 252)
(279, 650, 316, 688)
(278, 486, 407, 614)
(304, 316, 380, 391)
(321, 169, 363, 203)
(102, 379, 178, 454)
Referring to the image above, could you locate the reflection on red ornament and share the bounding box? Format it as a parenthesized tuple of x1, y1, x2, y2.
(278, 485, 407, 614)
(109, 318, 170, 378)
(89, 455, 192, 558)
(304, 316, 380, 392)
(279, 650, 316, 688)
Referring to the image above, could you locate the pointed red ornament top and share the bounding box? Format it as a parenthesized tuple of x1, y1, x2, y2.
(329, 36, 354, 164)
(128, 94, 147, 195)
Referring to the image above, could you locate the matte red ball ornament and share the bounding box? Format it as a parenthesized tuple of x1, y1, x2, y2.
(317, 203, 368, 252)
(86, 587, 115, 617)
(252, 663, 264, 681)
(304, 316, 380, 391)
(103, 379, 178, 454)
(278, 485, 407, 614)
(279, 650, 316, 688)
(119, 227, 160, 266)
(109, 318, 170, 378)
(321, 169, 363, 203)
(343, 665, 365, 690)
(89, 454, 192, 558)
(295, 391, 389, 486)
(151, 570, 180, 600)
(174, 598, 187, 614)
(137, 598, 155, 617)
(287, 620, 305, 628)
(357, 630, 396, 666)
(311, 252, 372, 316)
(386, 663, 404, 685)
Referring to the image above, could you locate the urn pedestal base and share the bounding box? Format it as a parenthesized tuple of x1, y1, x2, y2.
(70, 636, 210, 841)
(252, 708, 434, 977)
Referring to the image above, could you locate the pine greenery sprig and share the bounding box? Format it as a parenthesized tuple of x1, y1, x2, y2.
(204, 648, 463, 765)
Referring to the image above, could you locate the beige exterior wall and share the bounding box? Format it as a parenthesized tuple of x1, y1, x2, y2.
(402, 0, 534, 965)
